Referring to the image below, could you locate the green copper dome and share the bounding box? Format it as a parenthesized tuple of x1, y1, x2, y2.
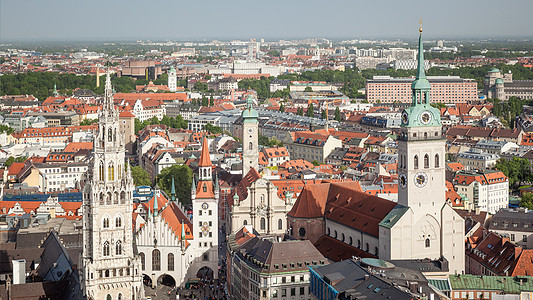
(495, 78, 504, 84)
(489, 68, 500, 73)
(241, 94, 258, 122)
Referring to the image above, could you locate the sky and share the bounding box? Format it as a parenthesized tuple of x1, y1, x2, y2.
(1, 0, 532, 41)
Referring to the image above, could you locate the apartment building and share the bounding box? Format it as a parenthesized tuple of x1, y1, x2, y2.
(366, 75, 477, 104)
(453, 170, 509, 214)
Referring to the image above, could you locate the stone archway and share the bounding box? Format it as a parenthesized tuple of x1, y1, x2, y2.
(142, 274, 152, 287)
(196, 266, 214, 280)
(158, 274, 176, 287)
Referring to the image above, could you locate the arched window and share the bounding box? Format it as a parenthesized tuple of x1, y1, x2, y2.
(341, 233, 345, 242)
(139, 253, 145, 271)
(116, 240, 122, 255)
(108, 164, 114, 181)
(116, 216, 122, 228)
(117, 294, 122, 300)
(120, 191, 126, 204)
(99, 193, 105, 205)
(106, 295, 112, 300)
(108, 128, 112, 142)
(278, 219, 283, 230)
(152, 249, 161, 271)
(118, 165, 122, 179)
(375, 247, 379, 256)
(334, 230, 337, 239)
(260, 217, 266, 230)
(107, 192, 112, 205)
(249, 142, 253, 150)
(103, 241, 110, 256)
(365, 243, 369, 252)
(168, 253, 174, 271)
(114, 192, 119, 205)
(349, 237, 353, 246)
(435, 154, 440, 168)
(103, 217, 109, 229)
(414, 155, 419, 169)
(327, 227, 330, 236)
(424, 132, 428, 139)
(299, 227, 306, 237)
(424, 154, 429, 168)
(425, 238, 430, 248)
(357, 239, 361, 248)
(243, 220, 248, 225)
(99, 164, 104, 181)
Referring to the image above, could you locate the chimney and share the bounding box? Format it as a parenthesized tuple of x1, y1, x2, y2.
(475, 207, 480, 215)
(12, 259, 26, 285)
(364, 274, 369, 281)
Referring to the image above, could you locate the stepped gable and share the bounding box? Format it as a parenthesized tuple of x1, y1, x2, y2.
(160, 201, 193, 242)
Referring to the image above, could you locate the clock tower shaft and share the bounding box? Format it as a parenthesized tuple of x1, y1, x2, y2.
(241, 94, 259, 174)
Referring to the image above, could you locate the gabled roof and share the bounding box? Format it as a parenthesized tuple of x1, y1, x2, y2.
(227, 168, 261, 207)
(313, 235, 376, 262)
(160, 201, 193, 240)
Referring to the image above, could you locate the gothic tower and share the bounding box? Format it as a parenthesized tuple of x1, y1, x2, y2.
(168, 66, 177, 92)
(241, 94, 259, 174)
(81, 73, 143, 300)
(191, 137, 219, 278)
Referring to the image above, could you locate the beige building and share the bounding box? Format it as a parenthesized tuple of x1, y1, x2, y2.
(285, 130, 342, 163)
(484, 68, 533, 100)
(457, 149, 500, 170)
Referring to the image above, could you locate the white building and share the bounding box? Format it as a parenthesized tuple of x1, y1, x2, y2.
(453, 170, 509, 214)
(168, 66, 177, 92)
(457, 149, 500, 170)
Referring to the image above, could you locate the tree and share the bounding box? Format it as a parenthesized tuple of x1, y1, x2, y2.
(495, 157, 531, 188)
(304, 86, 313, 92)
(131, 166, 152, 186)
(297, 107, 304, 116)
(201, 97, 208, 107)
(311, 160, 320, 166)
(321, 110, 327, 119)
(80, 119, 98, 126)
(204, 123, 222, 134)
(209, 96, 214, 107)
(306, 103, 315, 118)
(334, 107, 342, 122)
(5, 156, 26, 167)
(157, 164, 193, 205)
(194, 82, 208, 92)
(279, 104, 285, 112)
(520, 192, 533, 210)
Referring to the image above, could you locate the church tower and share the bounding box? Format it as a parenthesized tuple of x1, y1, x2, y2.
(386, 23, 464, 274)
(168, 66, 177, 92)
(241, 94, 259, 174)
(81, 73, 143, 300)
(191, 137, 219, 277)
(397, 23, 445, 218)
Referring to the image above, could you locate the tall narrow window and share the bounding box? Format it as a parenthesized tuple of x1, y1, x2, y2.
(278, 219, 283, 230)
(424, 154, 429, 168)
(168, 253, 174, 271)
(414, 155, 419, 169)
(424, 132, 428, 139)
(140, 253, 145, 271)
(99, 164, 104, 181)
(103, 241, 110, 256)
(435, 154, 440, 168)
(116, 240, 122, 255)
(425, 238, 430, 248)
(249, 142, 253, 150)
(152, 249, 161, 271)
(108, 128, 112, 142)
(108, 164, 114, 181)
(260, 217, 266, 230)
(116, 216, 122, 228)
(103, 217, 109, 228)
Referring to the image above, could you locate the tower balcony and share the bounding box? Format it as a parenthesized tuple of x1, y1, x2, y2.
(397, 133, 445, 142)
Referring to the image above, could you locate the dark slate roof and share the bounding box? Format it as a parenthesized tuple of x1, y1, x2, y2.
(489, 208, 533, 233)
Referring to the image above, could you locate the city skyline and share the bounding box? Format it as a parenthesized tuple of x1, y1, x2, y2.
(1, 0, 533, 41)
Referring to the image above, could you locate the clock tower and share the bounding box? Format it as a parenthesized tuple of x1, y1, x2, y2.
(241, 94, 259, 174)
(191, 137, 219, 277)
(397, 24, 445, 219)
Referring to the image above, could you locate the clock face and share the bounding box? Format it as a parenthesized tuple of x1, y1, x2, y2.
(414, 172, 429, 188)
(420, 111, 432, 125)
(201, 202, 209, 210)
(399, 173, 407, 189)
(401, 111, 409, 124)
(247, 127, 255, 134)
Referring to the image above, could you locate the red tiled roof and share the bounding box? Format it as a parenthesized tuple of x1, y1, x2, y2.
(313, 235, 376, 262)
(198, 137, 212, 167)
(512, 249, 533, 276)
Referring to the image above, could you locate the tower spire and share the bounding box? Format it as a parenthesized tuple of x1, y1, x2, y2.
(104, 71, 115, 113)
(171, 176, 176, 202)
(410, 19, 431, 106)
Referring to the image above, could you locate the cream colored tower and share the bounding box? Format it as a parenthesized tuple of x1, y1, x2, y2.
(241, 94, 259, 174)
(81, 73, 143, 300)
(379, 25, 464, 275)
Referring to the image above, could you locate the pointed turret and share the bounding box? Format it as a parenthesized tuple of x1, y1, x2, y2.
(214, 173, 220, 200)
(411, 21, 431, 105)
(171, 176, 176, 202)
(53, 84, 59, 97)
(153, 185, 159, 217)
(198, 137, 212, 168)
(103, 72, 115, 113)
(191, 176, 197, 200)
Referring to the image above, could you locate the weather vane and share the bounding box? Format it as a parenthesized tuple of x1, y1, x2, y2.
(419, 18, 423, 33)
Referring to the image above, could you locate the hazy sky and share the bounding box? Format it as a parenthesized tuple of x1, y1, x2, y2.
(1, 0, 532, 41)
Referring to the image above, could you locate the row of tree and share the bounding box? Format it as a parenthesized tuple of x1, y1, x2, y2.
(134, 115, 188, 134)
